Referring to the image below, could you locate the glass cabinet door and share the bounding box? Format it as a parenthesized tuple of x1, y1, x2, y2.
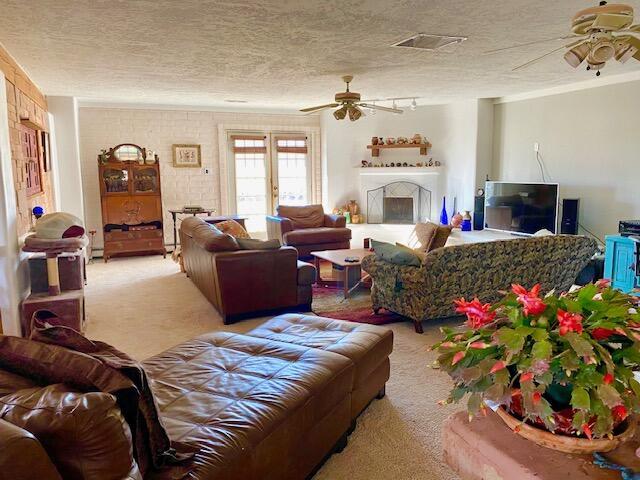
(133, 167, 159, 194)
(103, 167, 129, 194)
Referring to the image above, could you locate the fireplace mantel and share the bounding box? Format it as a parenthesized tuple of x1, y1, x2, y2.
(358, 166, 442, 176)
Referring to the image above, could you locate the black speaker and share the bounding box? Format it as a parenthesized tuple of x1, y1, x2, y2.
(473, 195, 485, 231)
(560, 198, 580, 235)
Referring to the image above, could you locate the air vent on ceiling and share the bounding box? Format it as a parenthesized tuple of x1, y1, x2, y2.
(392, 33, 467, 51)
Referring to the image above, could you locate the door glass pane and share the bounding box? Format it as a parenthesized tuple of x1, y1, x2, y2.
(277, 139, 308, 206)
(234, 140, 267, 232)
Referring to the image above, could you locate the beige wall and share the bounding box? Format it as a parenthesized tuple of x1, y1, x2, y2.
(321, 100, 491, 218)
(493, 80, 640, 241)
(78, 107, 320, 248)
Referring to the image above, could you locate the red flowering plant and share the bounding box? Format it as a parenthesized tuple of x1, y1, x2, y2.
(433, 281, 640, 439)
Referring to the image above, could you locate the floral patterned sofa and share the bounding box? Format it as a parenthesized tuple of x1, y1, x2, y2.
(361, 235, 598, 333)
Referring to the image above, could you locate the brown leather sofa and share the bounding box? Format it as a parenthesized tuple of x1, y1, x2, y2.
(180, 217, 315, 323)
(266, 204, 352, 257)
(0, 314, 393, 480)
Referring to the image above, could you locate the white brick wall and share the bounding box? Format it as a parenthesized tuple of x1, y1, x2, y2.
(78, 107, 320, 249)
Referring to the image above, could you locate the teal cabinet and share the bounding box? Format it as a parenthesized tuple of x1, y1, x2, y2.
(604, 235, 639, 294)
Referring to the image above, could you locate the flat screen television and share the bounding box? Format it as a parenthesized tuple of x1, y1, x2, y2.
(484, 182, 559, 235)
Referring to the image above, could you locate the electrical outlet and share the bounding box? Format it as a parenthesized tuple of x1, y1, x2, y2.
(534, 142, 539, 153)
(203, 168, 211, 174)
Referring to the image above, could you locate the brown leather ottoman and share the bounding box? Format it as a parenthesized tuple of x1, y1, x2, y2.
(246, 313, 394, 419)
(143, 331, 354, 480)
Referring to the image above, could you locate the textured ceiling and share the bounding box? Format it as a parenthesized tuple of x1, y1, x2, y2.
(1, 0, 640, 110)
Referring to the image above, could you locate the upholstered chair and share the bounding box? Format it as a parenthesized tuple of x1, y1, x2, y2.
(266, 205, 351, 258)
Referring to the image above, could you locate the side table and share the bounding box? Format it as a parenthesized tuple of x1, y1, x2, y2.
(168, 208, 216, 251)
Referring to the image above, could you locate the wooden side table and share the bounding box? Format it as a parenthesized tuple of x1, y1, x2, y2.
(168, 208, 216, 251)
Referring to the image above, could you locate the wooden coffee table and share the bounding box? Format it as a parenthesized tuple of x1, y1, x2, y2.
(311, 248, 373, 299)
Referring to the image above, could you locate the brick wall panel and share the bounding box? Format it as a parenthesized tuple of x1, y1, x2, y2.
(79, 107, 320, 248)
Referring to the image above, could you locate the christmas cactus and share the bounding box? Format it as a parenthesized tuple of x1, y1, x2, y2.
(433, 280, 640, 439)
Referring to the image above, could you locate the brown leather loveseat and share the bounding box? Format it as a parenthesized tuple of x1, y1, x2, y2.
(180, 217, 315, 323)
(266, 204, 352, 257)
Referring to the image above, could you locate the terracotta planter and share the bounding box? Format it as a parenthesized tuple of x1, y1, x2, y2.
(495, 406, 637, 454)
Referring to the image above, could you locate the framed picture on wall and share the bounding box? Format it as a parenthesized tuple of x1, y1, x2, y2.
(172, 144, 201, 168)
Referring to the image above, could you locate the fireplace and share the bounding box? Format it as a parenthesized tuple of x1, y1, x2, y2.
(383, 198, 413, 224)
(367, 181, 431, 224)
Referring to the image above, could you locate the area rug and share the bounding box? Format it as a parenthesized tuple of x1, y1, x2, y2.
(311, 284, 405, 325)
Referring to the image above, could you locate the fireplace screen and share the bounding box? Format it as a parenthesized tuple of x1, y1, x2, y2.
(367, 181, 432, 224)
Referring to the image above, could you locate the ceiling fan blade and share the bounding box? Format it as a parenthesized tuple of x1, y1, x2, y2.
(626, 35, 640, 61)
(484, 34, 585, 54)
(359, 103, 403, 114)
(512, 43, 574, 72)
(616, 25, 640, 34)
(591, 13, 634, 31)
(299, 103, 339, 113)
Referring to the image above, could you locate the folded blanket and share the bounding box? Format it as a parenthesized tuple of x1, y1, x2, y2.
(0, 323, 196, 479)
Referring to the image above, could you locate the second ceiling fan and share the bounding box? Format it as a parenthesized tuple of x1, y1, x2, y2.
(300, 76, 403, 121)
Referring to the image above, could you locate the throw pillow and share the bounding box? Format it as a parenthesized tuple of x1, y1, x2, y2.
(414, 222, 438, 252)
(0, 384, 140, 480)
(371, 239, 422, 267)
(215, 219, 250, 239)
(431, 224, 453, 250)
(396, 242, 426, 263)
(236, 238, 281, 250)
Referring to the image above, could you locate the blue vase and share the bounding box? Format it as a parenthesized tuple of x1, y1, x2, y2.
(439, 197, 449, 225)
(461, 210, 472, 231)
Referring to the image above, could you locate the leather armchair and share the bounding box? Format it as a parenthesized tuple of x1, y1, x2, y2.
(267, 205, 352, 258)
(0, 420, 62, 480)
(180, 217, 315, 323)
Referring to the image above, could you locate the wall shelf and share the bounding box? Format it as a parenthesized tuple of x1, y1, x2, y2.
(358, 166, 442, 176)
(366, 143, 432, 157)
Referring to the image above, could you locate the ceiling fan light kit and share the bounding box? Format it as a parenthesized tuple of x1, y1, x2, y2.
(565, 2, 640, 75)
(564, 42, 591, 67)
(495, 2, 640, 77)
(301, 75, 403, 121)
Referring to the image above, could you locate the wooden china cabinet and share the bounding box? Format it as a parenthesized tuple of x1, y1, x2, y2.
(98, 144, 166, 262)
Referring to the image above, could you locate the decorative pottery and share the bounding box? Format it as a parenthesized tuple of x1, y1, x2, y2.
(385, 137, 396, 145)
(411, 134, 422, 144)
(396, 136, 408, 144)
(145, 150, 156, 164)
(495, 406, 636, 454)
(361, 160, 369, 167)
(379, 137, 384, 145)
(347, 200, 360, 217)
(461, 210, 472, 231)
(439, 197, 449, 225)
(372, 137, 379, 145)
(451, 212, 463, 228)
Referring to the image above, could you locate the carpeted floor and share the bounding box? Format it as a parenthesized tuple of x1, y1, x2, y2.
(85, 255, 462, 480)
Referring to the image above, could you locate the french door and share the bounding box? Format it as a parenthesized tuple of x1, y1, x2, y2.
(229, 133, 311, 233)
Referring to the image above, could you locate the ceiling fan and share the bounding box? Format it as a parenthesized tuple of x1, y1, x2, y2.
(488, 2, 640, 76)
(300, 75, 403, 121)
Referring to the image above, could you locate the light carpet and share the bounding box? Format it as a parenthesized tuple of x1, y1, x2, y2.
(85, 256, 462, 480)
